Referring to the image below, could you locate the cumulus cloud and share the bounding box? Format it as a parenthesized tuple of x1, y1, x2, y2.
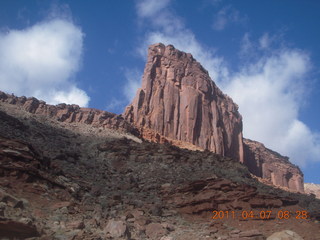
(134, 1, 320, 167)
(0, 18, 90, 107)
(225, 48, 320, 166)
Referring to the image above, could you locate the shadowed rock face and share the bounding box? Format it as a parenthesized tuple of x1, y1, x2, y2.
(243, 138, 304, 193)
(124, 43, 244, 162)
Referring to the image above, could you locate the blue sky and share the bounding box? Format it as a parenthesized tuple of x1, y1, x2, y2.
(0, 0, 319, 184)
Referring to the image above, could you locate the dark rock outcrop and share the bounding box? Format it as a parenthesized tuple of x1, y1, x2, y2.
(124, 43, 244, 162)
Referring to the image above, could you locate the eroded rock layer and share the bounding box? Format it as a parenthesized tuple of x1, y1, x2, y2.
(0, 91, 139, 136)
(243, 138, 304, 193)
(124, 43, 244, 162)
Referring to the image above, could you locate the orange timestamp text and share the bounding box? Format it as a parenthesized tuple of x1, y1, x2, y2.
(212, 210, 309, 220)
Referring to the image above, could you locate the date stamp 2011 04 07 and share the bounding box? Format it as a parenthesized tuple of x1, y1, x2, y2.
(211, 210, 309, 220)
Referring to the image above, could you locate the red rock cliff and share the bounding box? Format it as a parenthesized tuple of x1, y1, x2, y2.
(124, 43, 244, 162)
(243, 138, 304, 192)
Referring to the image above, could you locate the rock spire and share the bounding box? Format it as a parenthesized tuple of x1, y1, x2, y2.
(124, 43, 244, 162)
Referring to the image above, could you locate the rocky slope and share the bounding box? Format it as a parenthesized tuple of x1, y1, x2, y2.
(1, 98, 320, 239)
(124, 43, 303, 193)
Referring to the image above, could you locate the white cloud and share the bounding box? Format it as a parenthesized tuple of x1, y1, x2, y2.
(136, 0, 171, 18)
(134, 1, 320, 167)
(259, 33, 270, 49)
(52, 87, 89, 107)
(136, 0, 183, 35)
(123, 69, 143, 102)
(0, 18, 90, 107)
(135, 3, 230, 84)
(225, 49, 320, 166)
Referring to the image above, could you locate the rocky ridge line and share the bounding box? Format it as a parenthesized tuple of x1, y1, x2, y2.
(0, 91, 139, 137)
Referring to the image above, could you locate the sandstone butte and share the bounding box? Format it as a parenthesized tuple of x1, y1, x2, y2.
(0, 43, 304, 193)
(124, 43, 304, 193)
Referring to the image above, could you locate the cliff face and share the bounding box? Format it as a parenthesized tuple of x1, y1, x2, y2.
(124, 43, 304, 192)
(243, 138, 304, 192)
(124, 43, 244, 162)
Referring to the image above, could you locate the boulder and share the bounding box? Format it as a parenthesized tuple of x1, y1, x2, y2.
(104, 219, 128, 238)
(145, 222, 168, 239)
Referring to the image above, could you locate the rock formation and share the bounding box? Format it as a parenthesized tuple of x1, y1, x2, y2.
(0, 91, 139, 136)
(0, 77, 320, 238)
(0, 42, 305, 193)
(243, 139, 304, 192)
(124, 43, 304, 192)
(124, 43, 244, 163)
(0, 43, 305, 193)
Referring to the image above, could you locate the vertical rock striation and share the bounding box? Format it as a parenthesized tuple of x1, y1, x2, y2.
(124, 43, 304, 192)
(124, 43, 244, 162)
(243, 138, 304, 192)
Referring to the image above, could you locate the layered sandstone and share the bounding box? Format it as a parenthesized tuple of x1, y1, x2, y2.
(124, 43, 244, 162)
(0, 91, 139, 136)
(243, 138, 304, 192)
